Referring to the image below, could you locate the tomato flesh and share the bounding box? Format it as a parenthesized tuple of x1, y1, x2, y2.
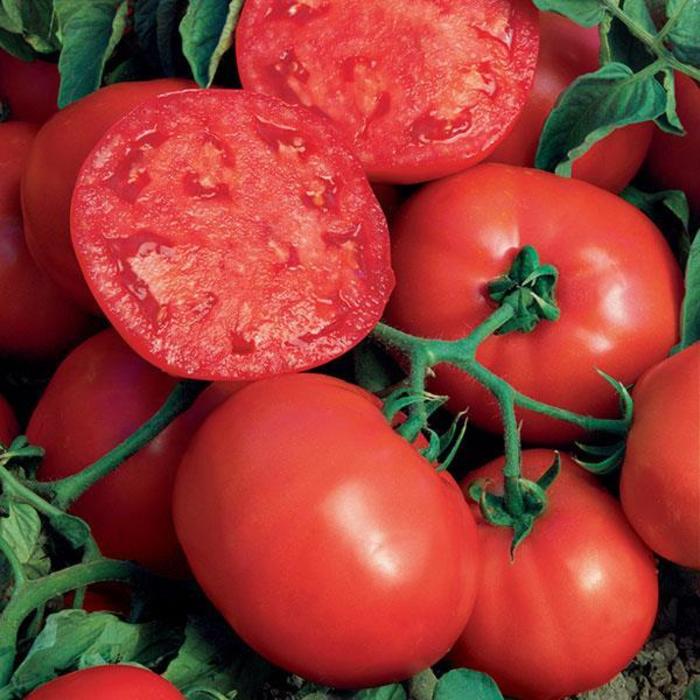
(236, 0, 539, 183)
(72, 89, 392, 380)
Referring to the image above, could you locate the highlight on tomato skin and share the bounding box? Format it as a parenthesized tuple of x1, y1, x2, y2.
(71, 89, 394, 382)
(236, 0, 539, 183)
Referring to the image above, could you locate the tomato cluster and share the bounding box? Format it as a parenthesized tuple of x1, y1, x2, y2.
(0, 2, 698, 700)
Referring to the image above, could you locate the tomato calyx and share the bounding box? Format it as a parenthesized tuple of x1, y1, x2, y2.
(488, 245, 560, 334)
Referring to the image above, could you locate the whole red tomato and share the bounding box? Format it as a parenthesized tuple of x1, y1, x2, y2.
(173, 373, 479, 688)
(385, 164, 683, 444)
(26, 665, 184, 699)
(488, 12, 653, 193)
(645, 74, 700, 214)
(452, 450, 658, 700)
(28, 329, 240, 576)
(621, 344, 700, 569)
(21, 79, 194, 311)
(0, 393, 17, 446)
(0, 51, 59, 124)
(0, 122, 93, 360)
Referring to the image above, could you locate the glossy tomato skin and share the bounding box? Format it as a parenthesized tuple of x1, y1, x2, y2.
(0, 393, 17, 446)
(26, 665, 184, 699)
(21, 79, 194, 311)
(452, 450, 658, 700)
(645, 74, 700, 213)
(385, 164, 682, 444)
(621, 344, 700, 569)
(487, 12, 653, 193)
(0, 51, 60, 124)
(236, 0, 538, 183)
(174, 373, 479, 688)
(28, 329, 241, 576)
(0, 122, 93, 359)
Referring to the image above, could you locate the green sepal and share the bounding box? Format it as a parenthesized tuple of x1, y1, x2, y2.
(535, 452, 561, 491)
(468, 481, 514, 528)
(575, 441, 622, 457)
(510, 515, 536, 558)
(596, 369, 634, 424)
(575, 444, 626, 474)
(381, 388, 446, 424)
(433, 411, 468, 472)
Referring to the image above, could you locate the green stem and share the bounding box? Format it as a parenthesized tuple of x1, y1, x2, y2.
(0, 465, 71, 524)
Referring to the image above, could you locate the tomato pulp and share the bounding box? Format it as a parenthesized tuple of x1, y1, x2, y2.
(452, 450, 658, 700)
(71, 89, 393, 380)
(174, 373, 479, 688)
(385, 164, 683, 444)
(236, 0, 539, 183)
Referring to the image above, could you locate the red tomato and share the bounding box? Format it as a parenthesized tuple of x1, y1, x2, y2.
(452, 450, 658, 700)
(71, 89, 393, 381)
(236, 0, 539, 183)
(21, 79, 194, 311)
(173, 373, 479, 688)
(26, 665, 184, 699)
(371, 182, 402, 222)
(28, 329, 241, 576)
(0, 393, 18, 446)
(0, 51, 59, 124)
(487, 12, 653, 192)
(0, 122, 93, 360)
(621, 344, 700, 569)
(385, 164, 682, 444)
(645, 74, 700, 213)
(64, 585, 131, 615)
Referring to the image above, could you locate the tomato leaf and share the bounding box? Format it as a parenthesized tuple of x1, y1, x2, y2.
(664, 0, 700, 68)
(434, 669, 504, 700)
(604, 1, 657, 72)
(355, 685, 407, 700)
(0, 502, 50, 583)
(20, 0, 61, 54)
(6, 609, 184, 697)
(535, 62, 667, 177)
(676, 233, 700, 351)
(685, 678, 700, 700)
(0, 28, 37, 60)
(531, 0, 605, 27)
(135, 0, 183, 76)
(54, 0, 130, 108)
(179, 0, 242, 87)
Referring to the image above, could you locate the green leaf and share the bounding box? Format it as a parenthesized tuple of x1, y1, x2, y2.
(157, 0, 183, 76)
(434, 669, 504, 700)
(55, 0, 130, 107)
(605, 7, 656, 73)
(355, 685, 407, 700)
(20, 0, 61, 54)
(179, 0, 242, 87)
(656, 68, 684, 135)
(536, 62, 667, 176)
(685, 678, 700, 700)
(665, 0, 700, 68)
(7, 609, 184, 697)
(0, 0, 22, 33)
(677, 233, 700, 351)
(0, 28, 37, 59)
(0, 502, 50, 580)
(531, 0, 606, 27)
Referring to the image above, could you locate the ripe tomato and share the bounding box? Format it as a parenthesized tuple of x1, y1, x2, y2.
(452, 450, 658, 700)
(0, 122, 93, 360)
(645, 74, 700, 213)
(621, 344, 700, 569)
(0, 51, 59, 124)
(371, 182, 401, 222)
(487, 12, 653, 193)
(173, 373, 479, 688)
(26, 665, 184, 699)
(28, 329, 241, 576)
(0, 393, 17, 446)
(71, 89, 393, 381)
(21, 79, 194, 311)
(236, 0, 539, 183)
(385, 164, 683, 444)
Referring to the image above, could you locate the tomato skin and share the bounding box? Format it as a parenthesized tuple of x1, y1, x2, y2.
(0, 393, 17, 446)
(28, 329, 241, 576)
(26, 665, 184, 699)
(21, 79, 194, 311)
(645, 74, 700, 213)
(174, 373, 479, 688)
(487, 12, 653, 193)
(452, 450, 658, 700)
(620, 344, 700, 569)
(385, 164, 683, 444)
(0, 51, 60, 124)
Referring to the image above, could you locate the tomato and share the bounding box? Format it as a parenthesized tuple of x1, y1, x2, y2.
(71, 89, 393, 381)
(645, 74, 700, 214)
(0, 51, 59, 124)
(452, 450, 658, 700)
(0, 122, 94, 360)
(28, 329, 241, 576)
(487, 12, 653, 193)
(173, 373, 479, 688)
(236, 0, 539, 183)
(385, 164, 682, 444)
(371, 182, 402, 222)
(21, 79, 194, 312)
(620, 344, 700, 569)
(0, 393, 17, 446)
(26, 665, 184, 699)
